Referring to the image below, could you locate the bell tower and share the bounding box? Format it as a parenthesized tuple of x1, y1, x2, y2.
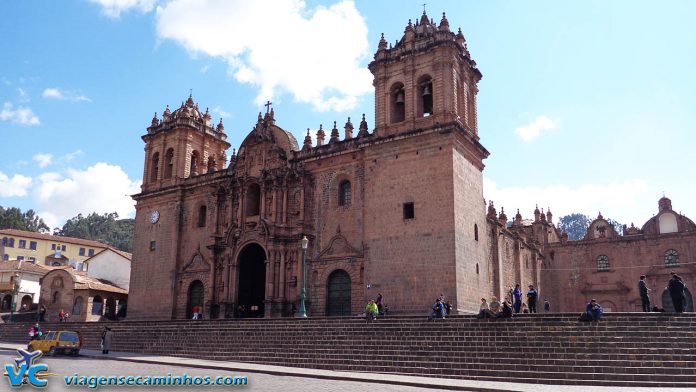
(369, 11, 482, 138)
(141, 94, 230, 192)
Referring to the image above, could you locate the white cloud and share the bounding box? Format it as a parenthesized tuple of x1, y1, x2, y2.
(33, 163, 141, 228)
(155, 0, 373, 112)
(0, 102, 40, 126)
(211, 106, 230, 119)
(0, 172, 32, 197)
(60, 150, 83, 163)
(33, 153, 53, 168)
(483, 178, 650, 225)
(90, 0, 157, 18)
(42, 88, 92, 102)
(17, 88, 29, 102)
(514, 115, 556, 142)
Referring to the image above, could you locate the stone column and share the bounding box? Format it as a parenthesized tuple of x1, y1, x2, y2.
(264, 257, 272, 318)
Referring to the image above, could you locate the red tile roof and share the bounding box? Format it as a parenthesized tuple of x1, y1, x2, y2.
(0, 229, 110, 249)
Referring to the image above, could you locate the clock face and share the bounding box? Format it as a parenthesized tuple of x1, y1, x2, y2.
(149, 210, 160, 224)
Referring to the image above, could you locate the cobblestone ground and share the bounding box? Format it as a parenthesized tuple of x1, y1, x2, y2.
(0, 349, 444, 392)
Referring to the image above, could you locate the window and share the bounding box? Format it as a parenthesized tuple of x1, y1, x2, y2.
(88, 249, 94, 257)
(190, 151, 199, 177)
(474, 224, 479, 241)
(476, 263, 479, 274)
(7, 238, 14, 248)
(1, 237, 6, 246)
(79, 247, 85, 256)
(51, 244, 56, 250)
(150, 152, 160, 182)
(207, 156, 216, 173)
(390, 83, 406, 123)
(18, 240, 26, 248)
(164, 148, 174, 179)
(338, 180, 351, 207)
(665, 249, 679, 267)
(418, 76, 433, 117)
(92, 296, 103, 315)
(61, 245, 66, 251)
(246, 183, 261, 216)
(52, 291, 60, 304)
(28, 257, 36, 263)
(596, 255, 610, 272)
(17, 256, 24, 261)
(150, 241, 156, 251)
(198, 205, 207, 227)
(2, 254, 8, 261)
(29, 241, 37, 250)
(73, 297, 83, 315)
(403, 202, 415, 220)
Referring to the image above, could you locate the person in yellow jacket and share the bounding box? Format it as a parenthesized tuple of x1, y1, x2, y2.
(365, 300, 378, 322)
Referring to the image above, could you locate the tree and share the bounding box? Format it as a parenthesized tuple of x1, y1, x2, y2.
(0, 206, 49, 232)
(57, 212, 134, 252)
(558, 213, 624, 240)
(557, 213, 591, 241)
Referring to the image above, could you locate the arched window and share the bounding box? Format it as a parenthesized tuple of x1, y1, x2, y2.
(338, 180, 351, 207)
(596, 255, 610, 272)
(51, 277, 63, 288)
(474, 224, 479, 241)
(390, 83, 405, 123)
(52, 291, 60, 304)
(1, 237, 7, 246)
(92, 295, 103, 315)
(207, 156, 216, 173)
(190, 151, 199, 177)
(73, 296, 83, 315)
(246, 183, 261, 216)
(164, 148, 174, 179)
(197, 205, 207, 228)
(418, 76, 433, 117)
(665, 249, 679, 267)
(150, 152, 160, 182)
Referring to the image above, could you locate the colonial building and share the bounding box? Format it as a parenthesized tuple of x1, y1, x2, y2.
(0, 229, 109, 269)
(128, 11, 546, 320)
(543, 196, 695, 312)
(0, 260, 49, 312)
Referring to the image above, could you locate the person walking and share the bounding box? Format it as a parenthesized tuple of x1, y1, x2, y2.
(543, 298, 550, 313)
(192, 304, 201, 320)
(639, 275, 651, 312)
(667, 272, 687, 313)
(513, 284, 522, 313)
(527, 285, 538, 313)
(58, 309, 66, 322)
(102, 327, 113, 354)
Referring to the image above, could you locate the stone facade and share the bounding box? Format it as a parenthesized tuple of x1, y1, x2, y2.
(543, 197, 696, 312)
(127, 11, 548, 320)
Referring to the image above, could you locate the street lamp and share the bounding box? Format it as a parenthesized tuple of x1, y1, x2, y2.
(298, 236, 309, 318)
(9, 272, 19, 323)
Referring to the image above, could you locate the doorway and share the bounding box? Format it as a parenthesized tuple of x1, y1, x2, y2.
(326, 269, 351, 316)
(237, 244, 266, 318)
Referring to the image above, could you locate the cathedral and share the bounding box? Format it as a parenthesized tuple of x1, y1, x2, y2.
(127, 11, 694, 320)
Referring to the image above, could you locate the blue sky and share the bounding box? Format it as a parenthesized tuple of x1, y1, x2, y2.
(1, 0, 695, 230)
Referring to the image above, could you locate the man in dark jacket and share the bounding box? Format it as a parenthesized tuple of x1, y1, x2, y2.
(667, 272, 687, 313)
(639, 275, 651, 312)
(527, 285, 538, 313)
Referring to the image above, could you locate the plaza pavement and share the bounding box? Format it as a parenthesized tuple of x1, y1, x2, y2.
(0, 342, 689, 392)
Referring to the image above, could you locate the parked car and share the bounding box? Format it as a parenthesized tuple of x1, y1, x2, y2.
(27, 330, 82, 356)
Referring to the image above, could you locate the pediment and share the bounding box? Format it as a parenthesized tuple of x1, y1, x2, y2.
(317, 232, 363, 260)
(182, 253, 210, 273)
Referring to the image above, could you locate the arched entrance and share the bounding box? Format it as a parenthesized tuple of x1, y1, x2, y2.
(326, 269, 351, 316)
(1, 294, 12, 311)
(20, 295, 32, 311)
(237, 243, 266, 318)
(187, 280, 205, 319)
(661, 288, 694, 312)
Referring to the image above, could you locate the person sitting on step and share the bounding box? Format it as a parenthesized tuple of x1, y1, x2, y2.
(428, 298, 446, 321)
(489, 296, 502, 318)
(365, 300, 378, 322)
(501, 300, 513, 318)
(476, 298, 494, 319)
(586, 299, 603, 323)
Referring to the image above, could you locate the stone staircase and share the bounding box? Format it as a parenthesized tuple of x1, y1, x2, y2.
(1, 313, 695, 387)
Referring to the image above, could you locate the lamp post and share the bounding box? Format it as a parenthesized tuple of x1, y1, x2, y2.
(298, 236, 309, 318)
(9, 272, 19, 323)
